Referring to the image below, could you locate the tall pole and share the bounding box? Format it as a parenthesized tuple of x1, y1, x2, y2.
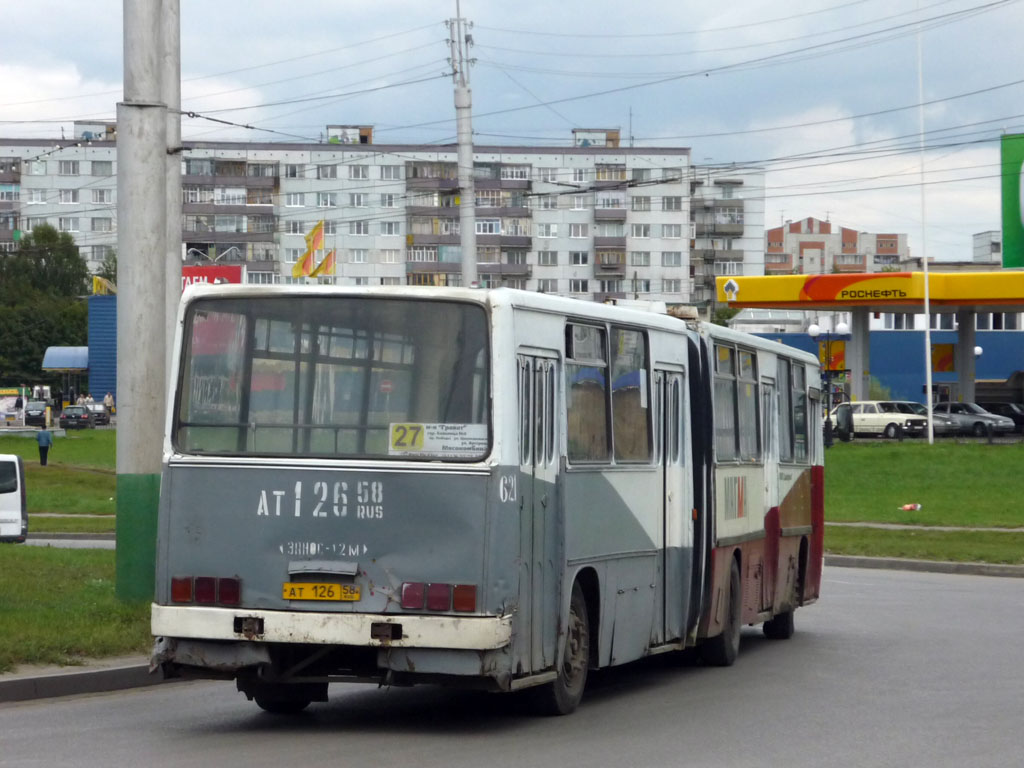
(116, 0, 167, 600)
(163, 0, 182, 394)
(450, 1, 477, 287)
(918, 1, 935, 444)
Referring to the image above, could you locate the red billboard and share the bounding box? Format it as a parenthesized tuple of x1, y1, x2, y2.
(181, 264, 244, 292)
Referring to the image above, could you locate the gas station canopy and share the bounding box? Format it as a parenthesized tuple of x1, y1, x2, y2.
(716, 271, 1024, 313)
(714, 271, 1024, 404)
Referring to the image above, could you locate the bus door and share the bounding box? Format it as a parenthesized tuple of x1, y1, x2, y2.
(517, 354, 559, 672)
(654, 369, 689, 643)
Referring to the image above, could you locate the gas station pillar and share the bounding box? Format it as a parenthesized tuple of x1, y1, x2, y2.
(955, 309, 977, 402)
(847, 308, 871, 402)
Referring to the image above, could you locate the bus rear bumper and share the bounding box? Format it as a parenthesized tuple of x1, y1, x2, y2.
(151, 604, 513, 651)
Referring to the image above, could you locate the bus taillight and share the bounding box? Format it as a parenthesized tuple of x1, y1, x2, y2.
(171, 577, 192, 603)
(400, 582, 476, 612)
(171, 576, 241, 606)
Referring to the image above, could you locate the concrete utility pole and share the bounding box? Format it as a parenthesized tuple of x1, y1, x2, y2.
(163, 0, 182, 393)
(116, 0, 169, 601)
(449, 1, 477, 288)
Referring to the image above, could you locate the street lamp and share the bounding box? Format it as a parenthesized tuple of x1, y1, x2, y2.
(808, 319, 850, 447)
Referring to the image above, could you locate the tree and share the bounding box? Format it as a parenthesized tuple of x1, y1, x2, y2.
(0, 225, 89, 386)
(0, 224, 89, 303)
(712, 305, 740, 327)
(97, 249, 118, 285)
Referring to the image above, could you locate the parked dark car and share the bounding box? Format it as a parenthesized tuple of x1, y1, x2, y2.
(978, 402, 1024, 433)
(23, 401, 48, 427)
(84, 403, 111, 426)
(59, 405, 93, 430)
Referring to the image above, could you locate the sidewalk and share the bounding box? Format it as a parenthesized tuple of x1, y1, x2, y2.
(2, 554, 1022, 705)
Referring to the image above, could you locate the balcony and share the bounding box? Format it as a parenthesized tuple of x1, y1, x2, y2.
(594, 235, 627, 249)
(405, 261, 460, 275)
(594, 207, 627, 221)
(475, 177, 531, 190)
(181, 230, 275, 243)
(405, 177, 459, 190)
(594, 292, 627, 303)
(478, 263, 532, 277)
(408, 232, 461, 246)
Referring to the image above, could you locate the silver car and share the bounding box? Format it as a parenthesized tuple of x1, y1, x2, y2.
(893, 401, 959, 436)
(932, 401, 1016, 436)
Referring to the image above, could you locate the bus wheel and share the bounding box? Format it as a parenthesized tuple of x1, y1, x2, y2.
(762, 609, 795, 640)
(703, 559, 741, 667)
(535, 581, 590, 716)
(254, 693, 311, 714)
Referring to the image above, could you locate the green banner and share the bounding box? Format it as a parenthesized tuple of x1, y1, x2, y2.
(1001, 134, 1024, 269)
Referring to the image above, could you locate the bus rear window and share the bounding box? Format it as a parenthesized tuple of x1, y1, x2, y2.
(175, 296, 490, 460)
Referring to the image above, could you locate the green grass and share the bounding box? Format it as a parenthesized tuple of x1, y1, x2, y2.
(0, 547, 151, 674)
(825, 441, 1024, 528)
(825, 525, 1024, 565)
(0, 429, 116, 470)
(28, 516, 116, 534)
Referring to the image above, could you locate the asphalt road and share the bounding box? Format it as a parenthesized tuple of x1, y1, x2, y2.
(1, 567, 1021, 768)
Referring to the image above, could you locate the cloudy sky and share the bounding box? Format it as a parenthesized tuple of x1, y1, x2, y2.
(3, 0, 1023, 261)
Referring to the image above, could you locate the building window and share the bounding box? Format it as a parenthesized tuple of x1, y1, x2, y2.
(58, 217, 79, 232)
(91, 217, 112, 232)
(214, 187, 246, 205)
(285, 193, 303, 207)
(599, 279, 622, 293)
(766, 253, 788, 264)
(25, 217, 47, 230)
(381, 277, 402, 285)
(632, 168, 652, 182)
(59, 189, 79, 204)
(569, 223, 589, 239)
(632, 196, 651, 212)
(409, 246, 437, 262)
(92, 189, 112, 204)
(500, 165, 530, 180)
(349, 248, 368, 264)
(661, 224, 682, 239)
(24, 160, 47, 175)
(350, 220, 369, 235)
(27, 189, 45, 204)
(597, 192, 625, 209)
(662, 168, 683, 182)
(317, 192, 337, 208)
(661, 251, 682, 267)
(316, 164, 337, 180)
(571, 251, 589, 265)
(595, 165, 627, 181)
(475, 189, 501, 207)
(380, 165, 402, 180)
(323, 221, 337, 235)
(536, 167, 558, 182)
(59, 161, 80, 176)
(381, 221, 401, 236)
(537, 250, 558, 266)
(381, 249, 401, 263)
(631, 223, 650, 238)
(572, 168, 587, 183)
(381, 193, 397, 208)
(349, 165, 369, 180)
(284, 164, 303, 178)
(572, 195, 587, 210)
(476, 219, 501, 235)
(662, 196, 682, 211)
(633, 279, 651, 293)
(91, 160, 113, 176)
(714, 261, 742, 276)
(536, 195, 557, 210)
(569, 279, 589, 293)
(537, 223, 557, 238)
(349, 193, 367, 208)
(630, 251, 650, 266)
(663, 279, 681, 293)
(538, 278, 558, 292)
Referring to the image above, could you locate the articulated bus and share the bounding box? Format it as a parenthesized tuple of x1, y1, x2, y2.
(151, 285, 824, 715)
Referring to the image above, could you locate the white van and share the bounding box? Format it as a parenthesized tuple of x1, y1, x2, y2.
(0, 454, 27, 543)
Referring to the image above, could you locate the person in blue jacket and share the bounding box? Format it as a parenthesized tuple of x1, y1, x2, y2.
(36, 427, 54, 466)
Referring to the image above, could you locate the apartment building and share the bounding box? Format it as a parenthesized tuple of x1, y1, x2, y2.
(764, 216, 909, 274)
(0, 123, 707, 305)
(689, 166, 765, 310)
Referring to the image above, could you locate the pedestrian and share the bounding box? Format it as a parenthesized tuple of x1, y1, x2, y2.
(85, 393, 94, 404)
(14, 391, 24, 422)
(103, 392, 114, 411)
(36, 427, 53, 466)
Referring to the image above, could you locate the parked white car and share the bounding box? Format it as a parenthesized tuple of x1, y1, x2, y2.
(828, 400, 928, 439)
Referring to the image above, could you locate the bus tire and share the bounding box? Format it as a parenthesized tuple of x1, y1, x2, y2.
(534, 581, 590, 716)
(254, 694, 311, 714)
(703, 559, 741, 667)
(762, 609, 795, 640)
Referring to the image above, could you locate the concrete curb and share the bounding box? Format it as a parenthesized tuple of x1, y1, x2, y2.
(825, 554, 1024, 578)
(0, 660, 162, 704)
(3, 556, 1022, 704)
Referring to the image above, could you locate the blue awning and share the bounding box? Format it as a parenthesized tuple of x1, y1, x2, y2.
(42, 346, 89, 372)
